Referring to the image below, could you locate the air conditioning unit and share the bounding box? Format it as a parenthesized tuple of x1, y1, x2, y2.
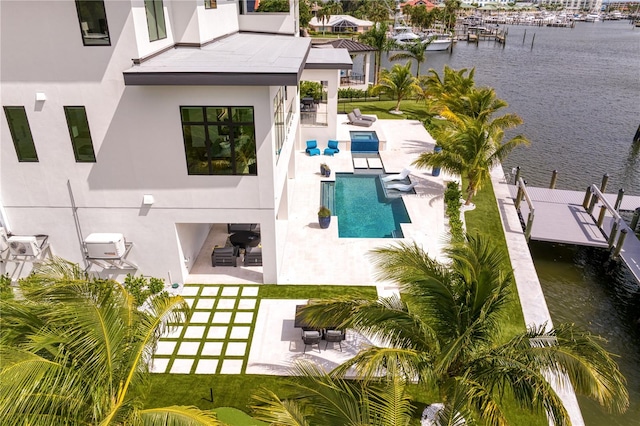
(7, 236, 41, 257)
(84, 233, 126, 259)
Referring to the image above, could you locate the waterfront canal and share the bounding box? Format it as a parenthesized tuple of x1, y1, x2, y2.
(382, 21, 640, 424)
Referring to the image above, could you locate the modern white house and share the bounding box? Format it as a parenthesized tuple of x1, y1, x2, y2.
(0, 0, 351, 284)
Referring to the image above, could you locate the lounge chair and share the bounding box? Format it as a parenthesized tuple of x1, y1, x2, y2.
(385, 182, 418, 192)
(381, 168, 412, 182)
(353, 108, 376, 122)
(243, 246, 262, 266)
(211, 246, 238, 267)
(324, 329, 346, 351)
(324, 139, 340, 156)
(347, 112, 373, 127)
(305, 140, 321, 156)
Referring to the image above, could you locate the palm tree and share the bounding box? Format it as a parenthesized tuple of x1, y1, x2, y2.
(413, 114, 528, 205)
(388, 39, 430, 77)
(359, 23, 397, 85)
(373, 62, 421, 114)
(0, 258, 221, 425)
(417, 65, 476, 110)
(251, 361, 414, 426)
(297, 235, 629, 426)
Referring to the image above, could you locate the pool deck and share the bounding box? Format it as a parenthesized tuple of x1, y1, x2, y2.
(278, 116, 449, 286)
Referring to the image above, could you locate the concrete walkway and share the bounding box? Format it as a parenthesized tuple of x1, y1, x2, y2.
(491, 166, 585, 426)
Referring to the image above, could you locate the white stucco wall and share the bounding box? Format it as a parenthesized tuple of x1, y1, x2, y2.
(0, 0, 300, 284)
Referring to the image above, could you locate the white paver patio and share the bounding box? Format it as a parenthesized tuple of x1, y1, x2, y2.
(246, 299, 377, 376)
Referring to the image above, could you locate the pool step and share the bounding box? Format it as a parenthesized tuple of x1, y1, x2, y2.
(320, 181, 335, 213)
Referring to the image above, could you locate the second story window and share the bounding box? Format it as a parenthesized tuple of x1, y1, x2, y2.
(64, 107, 96, 163)
(145, 0, 166, 42)
(75, 0, 110, 46)
(3, 107, 38, 162)
(204, 0, 217, 9)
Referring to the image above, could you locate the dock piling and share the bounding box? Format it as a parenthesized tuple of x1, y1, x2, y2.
(612, 229, 628, 259)
(608, 221, 619, 248)
(631, 207, 640, 231)
(515, 186, 524, 210)
(549, 170, 558, 189)
(522, 29, 526, 44)
(614, 188, 624, 211)
(600, 173, 609, 193)
(588, 193, 598, 215)
(597, 205, 607, 227)
(514, 166, 521, 185)
(582, 186, 592, 209)
(531, 33, 535, 50)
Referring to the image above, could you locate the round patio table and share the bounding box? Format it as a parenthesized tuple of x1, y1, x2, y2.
(229, 231, 260, 249)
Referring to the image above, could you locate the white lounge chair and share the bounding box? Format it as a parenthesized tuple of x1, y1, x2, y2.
(381, 168, 412, 182)
(385, 182, 417, 192)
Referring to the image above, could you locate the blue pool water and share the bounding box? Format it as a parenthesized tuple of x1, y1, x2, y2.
(350, 131, 379, 153)
(335, 173, 411, 238)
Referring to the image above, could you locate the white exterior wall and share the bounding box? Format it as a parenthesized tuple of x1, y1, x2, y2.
(0, 0, 302, 284)
(169, 0, 240, 44)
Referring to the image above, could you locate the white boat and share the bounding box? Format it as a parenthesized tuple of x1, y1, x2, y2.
(389, 0, 451, 52)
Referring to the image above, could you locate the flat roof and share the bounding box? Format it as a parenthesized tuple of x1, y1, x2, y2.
(304, 47, 352, 70)
(123, 33, 311, 86)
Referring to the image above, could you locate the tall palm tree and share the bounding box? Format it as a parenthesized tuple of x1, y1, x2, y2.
(297, 235, 629, 426)
(251, 361, 414, 426)
(413, 114, 528, 205)
(417, 65, 476, 110)
(0, 258, 221, 425)
(359, 23, 397, 84)
(373, 61, 421, 114)
(388, 39, 431, 77)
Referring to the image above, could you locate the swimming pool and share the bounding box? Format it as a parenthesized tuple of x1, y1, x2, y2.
(350, 131, 379, 153)
(334, 173, 411, 238)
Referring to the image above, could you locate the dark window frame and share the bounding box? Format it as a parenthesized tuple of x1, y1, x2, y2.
(180, 106, 257, 176)
(3, 106, 39, 162)
(74, 0, 111, 46)
(145, 0, 167, 42)
(64, 106, 97, 163)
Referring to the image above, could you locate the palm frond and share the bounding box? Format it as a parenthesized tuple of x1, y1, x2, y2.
(138, 405, 221, 425)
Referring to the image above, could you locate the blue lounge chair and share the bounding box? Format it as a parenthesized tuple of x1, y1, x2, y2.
(306, 140, 321, 156)
(324, 139, 340, 156)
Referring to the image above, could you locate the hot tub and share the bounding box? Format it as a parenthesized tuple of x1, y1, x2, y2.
(350, 131, 379, 153)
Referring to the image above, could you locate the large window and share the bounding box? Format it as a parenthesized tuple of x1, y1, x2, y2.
(180, 106, 257, 176)
(75, 0, 110, 46)
(64, 107, 96, 163)
(204, 0, 217, 9)
(145, 0, 166, 42)
(274, 88, 285, 162)
(3, 107, 38, 162)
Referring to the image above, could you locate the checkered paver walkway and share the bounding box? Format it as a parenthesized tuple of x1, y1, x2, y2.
(151, 284, 259, 375)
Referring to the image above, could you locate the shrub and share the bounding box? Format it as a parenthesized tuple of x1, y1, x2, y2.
(444, 181, 464, 242)
(123, 274, 166, 306)
(0, 274, 13, 300)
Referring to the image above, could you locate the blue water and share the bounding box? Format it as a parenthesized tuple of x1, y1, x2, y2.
(335, 173, 410, 238)
(350, 131, 379, 152)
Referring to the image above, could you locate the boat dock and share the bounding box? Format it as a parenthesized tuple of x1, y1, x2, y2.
(507, 179, 640, 284)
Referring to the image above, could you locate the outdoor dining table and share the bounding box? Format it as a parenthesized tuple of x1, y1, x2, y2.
(229, 231, 260, 249)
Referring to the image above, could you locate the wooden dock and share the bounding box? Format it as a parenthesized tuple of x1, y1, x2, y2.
(507, 184, 640, 283)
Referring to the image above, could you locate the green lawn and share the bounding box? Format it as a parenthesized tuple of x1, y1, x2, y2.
(338, 99, 432, 121)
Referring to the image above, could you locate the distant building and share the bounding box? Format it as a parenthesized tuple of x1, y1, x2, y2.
(401, 0, 437, 9)
(537, 0, 603, 11)
(309, 15, 374, 33)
